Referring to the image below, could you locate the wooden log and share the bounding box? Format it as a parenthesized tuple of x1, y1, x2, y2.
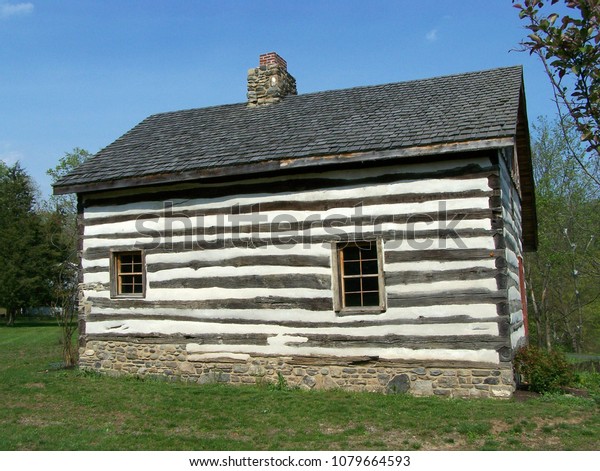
(146, 254, 331, 273)
(149, 273, 331, 290)
(85, 333, 270, 345)
(86, 312, 506, 329)
(289, 355, 505, 369)
(388, 289, 506, 308)
(86, 296, 334, 311)
(83, 265, 109, 274)
(84, 331, 507, 352)
(384, 248, 499, 263)
(286, 333, 509, 351)
(83, 163, 495, 209)
(385, 267, 498, 285)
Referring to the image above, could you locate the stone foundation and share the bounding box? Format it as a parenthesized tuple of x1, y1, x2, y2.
(79, 340, 515, 398)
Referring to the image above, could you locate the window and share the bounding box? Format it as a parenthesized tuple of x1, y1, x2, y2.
(111, 251, 145, 297)
(333, 240, 385, 313)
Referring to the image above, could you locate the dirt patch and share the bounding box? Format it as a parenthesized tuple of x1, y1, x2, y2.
(561, 387, 590, 397)
(512, 389, 541, 402)
(18, 416, 63, 427)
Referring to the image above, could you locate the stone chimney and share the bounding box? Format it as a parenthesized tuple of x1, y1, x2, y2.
(247, 52, 297, 106)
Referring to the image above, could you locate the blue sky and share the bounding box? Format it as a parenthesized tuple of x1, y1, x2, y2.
(1, 1, 564, 197)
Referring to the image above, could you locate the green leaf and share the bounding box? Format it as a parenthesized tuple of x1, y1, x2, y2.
(529, 33, 543, 43)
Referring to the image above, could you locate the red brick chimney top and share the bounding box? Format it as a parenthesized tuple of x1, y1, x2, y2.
(259, 52, 287, 70)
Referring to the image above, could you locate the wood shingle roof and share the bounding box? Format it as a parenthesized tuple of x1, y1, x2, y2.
(54, 66, 527, 193)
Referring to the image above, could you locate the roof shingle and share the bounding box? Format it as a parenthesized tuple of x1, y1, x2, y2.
(54, 65, 524, 190)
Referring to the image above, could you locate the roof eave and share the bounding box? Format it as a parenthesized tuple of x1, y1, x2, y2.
(52, 137, 515, 196)
(515, 83, 538, 252)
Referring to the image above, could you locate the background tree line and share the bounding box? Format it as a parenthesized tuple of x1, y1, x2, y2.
(526, 118, 600, 353)
(514, 0, 599, 353)
(0, 149, 90, 365)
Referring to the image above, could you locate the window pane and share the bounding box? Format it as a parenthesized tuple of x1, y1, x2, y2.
(362, 260, 378, 275)
(359, 244, 377, 259)
(121, 275, 134, 285)
(121, 283, 134, 294)
(363, 292, 380, 306)
(344, 277, 361, 293)
(344, 261, 361, 276)
(362, 276, 379, 292)
(121, 254, 133, 264)
(343, 245, 361, 261)
(344, 293, 362, 307)
(133, 263, 143, 273)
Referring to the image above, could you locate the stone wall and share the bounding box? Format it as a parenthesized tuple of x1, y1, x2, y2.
(79, 340, 515, 398)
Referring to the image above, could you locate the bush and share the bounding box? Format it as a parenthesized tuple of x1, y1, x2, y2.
(576, 372, 600, 394)
(514, 345, 575, 394)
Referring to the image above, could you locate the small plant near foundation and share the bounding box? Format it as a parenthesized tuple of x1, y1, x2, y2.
(274, 372, 288, 391)
(264, 371, 295, 391)
(514, 346, 575, 394)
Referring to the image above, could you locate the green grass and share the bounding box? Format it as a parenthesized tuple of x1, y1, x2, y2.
(1, 319, 599, 450)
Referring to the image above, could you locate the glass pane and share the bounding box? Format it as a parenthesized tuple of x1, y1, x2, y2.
(121, 283, 134, 294)
(133, 263, 143, 273)
(363, 292, 380, 306)
(132, 276, 143, 293)
(344, 293, 362, 307)
(362, 276, 379, 292)
(359, 244, 377, 259)
(121, 263, 133, 273)
(344, 261, 361, 276)
(342, 245, 360, 261)
(362, 259, 378, 274)
(121, 254, 133, 264)
(121, 275, 134, 285)
(344, 277, 361, 293)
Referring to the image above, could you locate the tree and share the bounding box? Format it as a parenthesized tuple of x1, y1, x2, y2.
(526, 117, 600, 352)
(0, 162, 55, 326)
(514, 0, 600, 182)
(47, 147, 91, 215)
(45, 148, 91, 366)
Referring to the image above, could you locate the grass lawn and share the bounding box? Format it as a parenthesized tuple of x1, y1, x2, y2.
(0, 319, 598, 451)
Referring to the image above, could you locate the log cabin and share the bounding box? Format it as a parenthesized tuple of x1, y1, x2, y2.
(53, 53, 536, 397)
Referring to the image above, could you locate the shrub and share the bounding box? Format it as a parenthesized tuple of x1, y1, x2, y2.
(513, 345, 575, 394)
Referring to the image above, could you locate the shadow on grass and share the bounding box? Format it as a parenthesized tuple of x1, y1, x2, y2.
(0, 317, 68, 328)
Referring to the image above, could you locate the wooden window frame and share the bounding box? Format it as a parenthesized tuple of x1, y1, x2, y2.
(110, 250, 146, 298)
(332, 239, 386, 314)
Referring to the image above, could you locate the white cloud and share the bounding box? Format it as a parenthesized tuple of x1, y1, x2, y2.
(0, 142, 26, 165)
(0, 2, 34, 19)
(425, 29, 438, 43)
(0, 151, 25, 165)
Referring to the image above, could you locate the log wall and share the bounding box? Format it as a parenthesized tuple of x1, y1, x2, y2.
(498, 149, 527, 350)
(77, 152, 521, 396)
